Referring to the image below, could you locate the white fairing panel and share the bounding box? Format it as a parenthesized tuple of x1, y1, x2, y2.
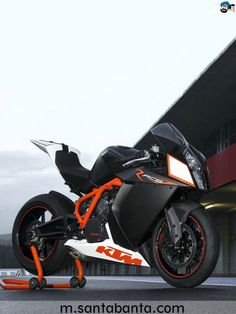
(64, 224, 149, 267)
(31, 139, 81, 170)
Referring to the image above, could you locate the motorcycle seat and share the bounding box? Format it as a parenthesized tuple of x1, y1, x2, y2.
(55, 149, 94, 194)
(55, 145, 142, 194)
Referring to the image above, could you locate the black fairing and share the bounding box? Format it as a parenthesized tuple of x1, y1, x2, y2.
(108, 209, 134, 250)
(90, 146, 142, 186)
(108, 183, 177, 250)
(49, 190, 75, 216)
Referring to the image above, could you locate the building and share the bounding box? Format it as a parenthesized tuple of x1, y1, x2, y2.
(135, 38, 236, 275)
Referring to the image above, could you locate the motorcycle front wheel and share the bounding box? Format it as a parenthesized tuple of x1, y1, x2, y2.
(152, 207, 219, 288)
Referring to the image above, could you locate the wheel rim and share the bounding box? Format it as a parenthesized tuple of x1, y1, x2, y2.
(155, 215, 206, 278)
(17, 206, 58, 262)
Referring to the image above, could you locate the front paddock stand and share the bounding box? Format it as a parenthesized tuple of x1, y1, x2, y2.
(0, 246, 86, 290)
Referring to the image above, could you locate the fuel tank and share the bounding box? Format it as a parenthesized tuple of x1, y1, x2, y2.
(90, 146, 142, 186)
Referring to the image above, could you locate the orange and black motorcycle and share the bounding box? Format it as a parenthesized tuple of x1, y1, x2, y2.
(12, 123, 219, 288)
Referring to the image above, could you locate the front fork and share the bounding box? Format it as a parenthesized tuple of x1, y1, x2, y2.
(165, 200, 203, 245)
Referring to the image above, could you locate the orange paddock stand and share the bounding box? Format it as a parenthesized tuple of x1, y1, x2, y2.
(0, 246, 85, 290)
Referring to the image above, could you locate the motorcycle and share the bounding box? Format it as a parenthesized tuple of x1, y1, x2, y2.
(12, 123, 219, 288)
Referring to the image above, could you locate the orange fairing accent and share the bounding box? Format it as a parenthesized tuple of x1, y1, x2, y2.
(135, 169, 144, 181)
(96, 245, 142, 266)
(75, 177, 123, 229)
(167, 154, 196, 188)
(135, 168, 177, 186)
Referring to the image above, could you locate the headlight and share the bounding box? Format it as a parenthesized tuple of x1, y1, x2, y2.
(184, 149, 200, 170)
(167, 154, 195, 187)
(183, 148, 206, 190)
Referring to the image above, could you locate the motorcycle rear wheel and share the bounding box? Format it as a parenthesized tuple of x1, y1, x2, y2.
(152, 207, 219, 288)
(12, 194, 71, 276)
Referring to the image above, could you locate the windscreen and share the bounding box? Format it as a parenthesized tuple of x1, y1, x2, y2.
(151, 123, 187, 154)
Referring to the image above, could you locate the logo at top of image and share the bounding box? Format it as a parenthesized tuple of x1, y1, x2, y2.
(220, 1, 235, 13)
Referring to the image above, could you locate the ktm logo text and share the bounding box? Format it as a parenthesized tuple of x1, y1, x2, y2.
(96, 246, 142, 266)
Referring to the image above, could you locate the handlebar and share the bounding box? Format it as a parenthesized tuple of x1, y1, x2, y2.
(122, 149, 165, 168)
(122, 152, 151, 167)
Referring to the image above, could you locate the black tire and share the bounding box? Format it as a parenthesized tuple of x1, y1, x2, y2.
(39, 278, 47, 289)
(70, 276, 79, 288)
(78, 277, 86, 288)
(29, 277, 39, 289)
(12, 193, 72, 276)
(152, 207, 219, 288)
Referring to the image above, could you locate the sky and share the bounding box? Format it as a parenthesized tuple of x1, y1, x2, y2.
(0, 0, 236, 234)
